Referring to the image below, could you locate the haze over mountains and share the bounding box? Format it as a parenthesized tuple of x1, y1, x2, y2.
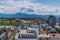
(0, 13, 59, 18)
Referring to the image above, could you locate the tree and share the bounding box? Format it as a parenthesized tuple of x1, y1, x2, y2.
(1, 28, 6, 33)
(1, 19, 5, 25)
(7, 18, 14, 25)
(57, 28, 60, 33)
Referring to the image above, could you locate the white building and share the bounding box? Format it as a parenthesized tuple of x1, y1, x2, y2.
(15, 28, 38, 40)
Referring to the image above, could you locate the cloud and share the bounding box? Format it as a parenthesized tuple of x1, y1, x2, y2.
(0, 0, 60, 15)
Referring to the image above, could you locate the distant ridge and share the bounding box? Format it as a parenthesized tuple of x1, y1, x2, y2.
(0, 13, 59, 18)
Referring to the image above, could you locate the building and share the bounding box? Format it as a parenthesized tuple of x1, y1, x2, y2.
(48, 15, 56, 27)
(59, 17, 60, 27)
(15, 28, 38, 40)
(38, 33, 60, 40)
(0, 32, 8, 40)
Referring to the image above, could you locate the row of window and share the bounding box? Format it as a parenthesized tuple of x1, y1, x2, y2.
(18, 34, 37, 38)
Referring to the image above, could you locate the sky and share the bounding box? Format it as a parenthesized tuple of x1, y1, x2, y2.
(0, 0, 60, 15)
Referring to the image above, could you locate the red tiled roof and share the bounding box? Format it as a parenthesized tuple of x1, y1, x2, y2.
(50, 34, 60, 38)
(8, 31, 12, 38)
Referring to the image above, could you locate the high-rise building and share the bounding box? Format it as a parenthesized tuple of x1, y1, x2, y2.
(48, 15, 56, 26)
(59, 17, 60, 27)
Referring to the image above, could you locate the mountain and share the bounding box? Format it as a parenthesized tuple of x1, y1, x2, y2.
(0, 13, 59, 18)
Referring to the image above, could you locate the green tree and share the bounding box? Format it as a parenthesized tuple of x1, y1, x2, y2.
(7, 18, 14, 25)
(57, 28, 60, 33)
(1, 28, 6, 33)
(11, 22, 19, 27)
(1, 19, 5, 25)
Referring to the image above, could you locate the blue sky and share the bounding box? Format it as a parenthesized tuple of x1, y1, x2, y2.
(31, 0, 59, 4)
(30, 0, 60, 7)
(0, 0, 60, 15)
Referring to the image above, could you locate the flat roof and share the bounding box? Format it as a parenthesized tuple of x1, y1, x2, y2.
(15, 29, 37, 39)
(20, 30, 35, 34)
